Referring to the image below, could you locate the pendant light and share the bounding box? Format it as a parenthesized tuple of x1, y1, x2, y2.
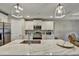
(11, 3, 23, 18)
(55, 3, 65, 18)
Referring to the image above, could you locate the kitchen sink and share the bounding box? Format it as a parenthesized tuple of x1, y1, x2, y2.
(20, 40, 41, 44)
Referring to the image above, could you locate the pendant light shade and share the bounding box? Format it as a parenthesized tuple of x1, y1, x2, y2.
(11, 3, 23, 18)
(55, 3, 65, 18)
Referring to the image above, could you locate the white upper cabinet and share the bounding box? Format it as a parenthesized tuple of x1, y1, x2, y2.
(42, 21, 54, 30)
(25, 20, 54, 30)
(25, 21, 33, 30)
(11, 19, 24, 41)
(33, 20, 42, 26)
(0, 13, 8, 22)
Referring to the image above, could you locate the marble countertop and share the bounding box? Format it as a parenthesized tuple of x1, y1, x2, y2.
(0, 39, 79, 55)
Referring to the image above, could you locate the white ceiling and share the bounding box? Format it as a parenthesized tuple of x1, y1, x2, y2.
(0, 3, 79, 19)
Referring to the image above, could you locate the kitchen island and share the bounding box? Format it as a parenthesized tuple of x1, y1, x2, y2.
(0, 39, 79, 55)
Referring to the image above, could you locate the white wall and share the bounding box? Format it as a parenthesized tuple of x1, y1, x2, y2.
(54, 20, 79, 39)
(42, 21, 54, 30)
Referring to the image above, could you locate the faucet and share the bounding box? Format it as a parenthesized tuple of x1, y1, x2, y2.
(28, 39, 31, 45)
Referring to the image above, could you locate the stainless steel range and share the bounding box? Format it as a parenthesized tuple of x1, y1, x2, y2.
(33, 31, 42, 39)
(33, 25, 42, 40)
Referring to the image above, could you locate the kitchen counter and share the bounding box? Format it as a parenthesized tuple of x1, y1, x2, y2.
(0, 39, 79, 55)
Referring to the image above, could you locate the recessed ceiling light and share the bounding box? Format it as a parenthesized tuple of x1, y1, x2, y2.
(26, 16, 30, 18)
(50, 16, 53, 18)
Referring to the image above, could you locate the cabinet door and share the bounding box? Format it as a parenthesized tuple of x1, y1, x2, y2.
(11, 19, 24, 41)
(33, 20, 42, 25)
(42, 21, 54, 30)
(25, 21, 33, 30)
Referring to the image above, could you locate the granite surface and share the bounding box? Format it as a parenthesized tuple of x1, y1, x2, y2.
(0, 39, 78, 55)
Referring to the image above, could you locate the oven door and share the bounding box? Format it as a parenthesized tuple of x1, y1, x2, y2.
(33, 32, 42, 39)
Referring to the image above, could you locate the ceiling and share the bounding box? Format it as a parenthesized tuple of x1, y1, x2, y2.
(0, 3, 79, 19)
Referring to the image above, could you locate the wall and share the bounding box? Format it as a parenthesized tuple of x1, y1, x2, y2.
(54, 20, 79, 40)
